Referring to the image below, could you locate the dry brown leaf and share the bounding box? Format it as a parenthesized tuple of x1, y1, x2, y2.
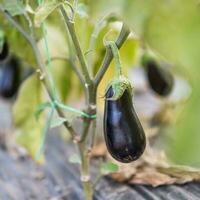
(92, 140, 200, 186)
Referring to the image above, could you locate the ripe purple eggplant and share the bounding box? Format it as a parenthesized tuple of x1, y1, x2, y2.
(104, 82, 146, 163)
(0, 56, 20, 98)
(0, 41, 9, 61)
(143, 57, 174, 96)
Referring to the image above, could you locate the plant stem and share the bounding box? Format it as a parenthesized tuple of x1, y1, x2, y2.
(94, 23, 130, 87)
(60, 13, 130, 200)
(47, 56, 85, 85)
(78, 81, 96, 199)
(76, 24, 130, 199)
(59, 5, 92, 85)
(0, 6, 78, 139)
(31, 40, 79, 140)
(78, 142, 93, 200)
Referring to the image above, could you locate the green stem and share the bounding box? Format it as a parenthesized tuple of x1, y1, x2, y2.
(87, 13, 116, 72)
(90, 119, 97, 151)
(48, 56, 85, 85)
(59, 5, 97, 199)
(59, 5, 92, 85)
(72, 0, 78, 20)
(108, 41, 122, 78)
(87, 16, 107, 70)
(94, 23, 130, 87)
(76, 27, 130, 200)
(78, 83, 96, 200)
(78, 142, 93, 200)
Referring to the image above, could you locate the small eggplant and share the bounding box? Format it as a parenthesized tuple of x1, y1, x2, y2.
(0, 41, 9, 61)
(0, 56, 20, 98)
(104, 78, 146, 163)
(143, 58, 174, 96)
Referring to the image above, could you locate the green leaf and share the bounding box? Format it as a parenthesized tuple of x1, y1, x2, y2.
(69, 154, 81, 164)
(52, 62, 73, 102)
(74, 14, 93, 54)
(100, 161, 118, 175)
(120, 37, 139, 73)
(2, 0, 25, 16)
(1, 24, 37, 66)
(34, 0, 63, 27)
(50, 116, 67, 128)
(13, 74, 44, 159)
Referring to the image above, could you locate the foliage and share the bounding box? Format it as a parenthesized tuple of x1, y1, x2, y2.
(1, 0, 200, 167)
(100, 161, 118, 175)
(13, 74, 43, 159)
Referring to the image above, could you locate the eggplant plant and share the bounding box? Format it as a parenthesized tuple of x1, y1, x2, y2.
(0, 1, 134, 200)
(1, 0, 200, 199)
(142, 54, 174, 96)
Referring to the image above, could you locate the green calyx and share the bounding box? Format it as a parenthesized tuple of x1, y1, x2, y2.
(105, 75, 133, 100)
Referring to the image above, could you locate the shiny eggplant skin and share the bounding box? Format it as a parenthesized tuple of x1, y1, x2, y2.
(0, 57, 20, 98)
(104, 86, 146, 163)
(0, 41, 9, 61)
(145, 59, 174, 96)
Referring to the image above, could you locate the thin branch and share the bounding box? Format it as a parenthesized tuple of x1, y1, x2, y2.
(79, 118, 92, 142)
(87, 119, 96, 152)
(0, 6, 77, 139)
(59, 5, 92, 84)
(46, 56, 85, 85)
(87, 13, 116, 70)
(94, 23, 130, 87)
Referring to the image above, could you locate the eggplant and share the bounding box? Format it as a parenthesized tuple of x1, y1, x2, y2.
(104, 85, 146, 163)
(0, 56, 20, 98)
(144, 59, 174, 96)
(0, 41, 9, 61)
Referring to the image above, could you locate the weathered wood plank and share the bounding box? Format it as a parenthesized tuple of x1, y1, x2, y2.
(1, 133, 200, 200)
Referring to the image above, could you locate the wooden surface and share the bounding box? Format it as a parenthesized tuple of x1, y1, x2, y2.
(1, 133, 200, 200)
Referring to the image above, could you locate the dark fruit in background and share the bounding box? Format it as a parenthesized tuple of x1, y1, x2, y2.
(144, 59, 174, 96)
(104, 86, 146, 163)
(0, 41, 9, 61)
(0, 56, 20, 98)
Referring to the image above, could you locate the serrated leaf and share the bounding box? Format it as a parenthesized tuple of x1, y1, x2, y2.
(50, 116, 67, 128)
(34, 0, 63, 27)
(69, 154, 81, 164)
(2, 0, 25, 16)
(100, 161, 118, 175)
